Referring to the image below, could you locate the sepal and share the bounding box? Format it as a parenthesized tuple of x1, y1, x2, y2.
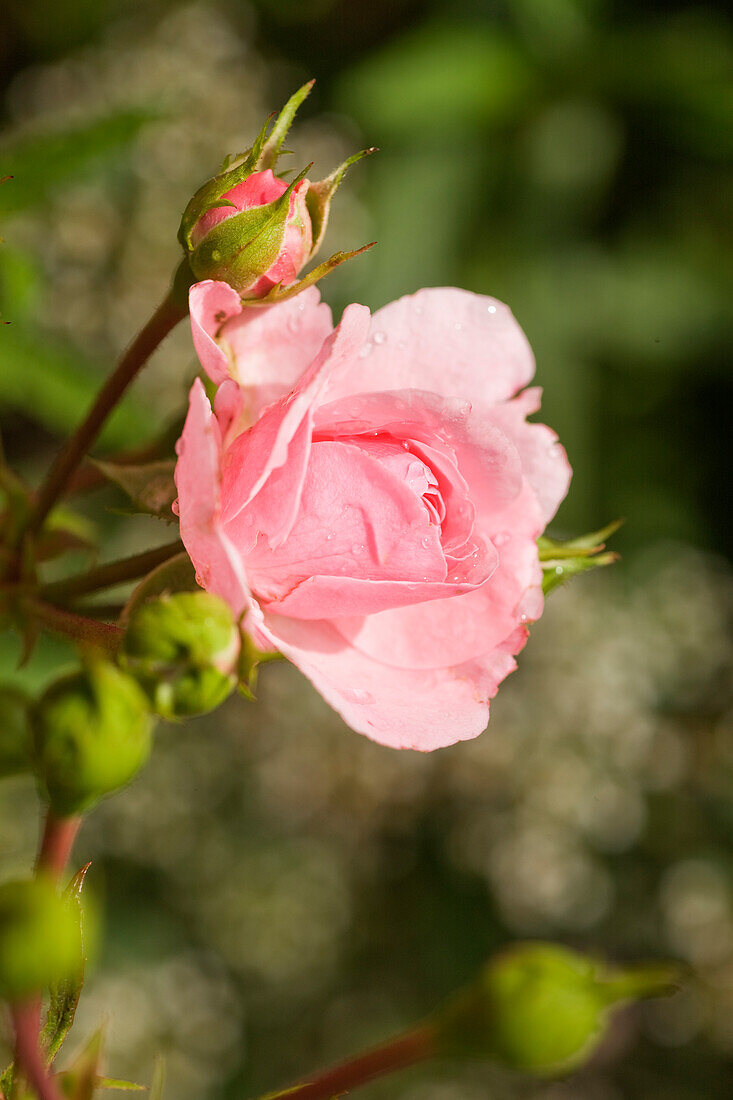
(306, 147, 377, 257)
(539, 520, 621, 594)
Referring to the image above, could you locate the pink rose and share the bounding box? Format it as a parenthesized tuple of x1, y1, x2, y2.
(188, 169, 313, 298)
(174, 283, 571, 750)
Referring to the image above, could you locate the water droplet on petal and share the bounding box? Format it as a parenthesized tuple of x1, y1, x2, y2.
(171, 499, 180, 516)
(345, 688, 375, 705)
(494, 531, 509, 546)
(453, 321, 463, 332)
(351, 543, 365, 556)
(487, 304, 497, 314)
(372, 331, 387, 345)
(359, 342, 372, 359)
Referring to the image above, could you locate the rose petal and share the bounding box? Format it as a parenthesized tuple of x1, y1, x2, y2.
(325, 287, 535, 408)
(260, 612, 520, 750)
(175, 379, 249, 615)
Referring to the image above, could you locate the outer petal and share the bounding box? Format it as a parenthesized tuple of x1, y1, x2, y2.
(324, 287, 535, 408)
(174, 379, 249, 615)
(488, 387, 572, 523)
(259, 613, 519, 751)
(220, 304, 371, 534)
(189, 280, 242, 386)
(189, 281, 333, 414)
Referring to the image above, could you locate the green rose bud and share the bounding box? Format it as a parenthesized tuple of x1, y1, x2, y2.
(0, 686, 32, 778)
(0, 877, 81, 1000)
(178, 81, 374, 301)
(33, 660, 153, 816)
(121, 591, 240, 718)
(434, 942, 677, 1075)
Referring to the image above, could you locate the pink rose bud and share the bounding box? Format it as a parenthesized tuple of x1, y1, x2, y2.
(178, 82, 375, 300)
(174, 284, 572, 750)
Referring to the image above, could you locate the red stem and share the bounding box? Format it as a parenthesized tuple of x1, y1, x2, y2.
(275, 1024, 436, 1100)
(11, 1001, 63, 1100)
(25, 600, 123, 655)
(28, 293, 186, 536)
(35, 812, 81, 883)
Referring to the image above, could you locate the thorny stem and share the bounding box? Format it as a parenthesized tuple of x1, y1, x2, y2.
(266, 1024, 437, 1100)
(39, 539, 185, 605)
(24, 600, 124, 655)
(27, 291, 187, 537)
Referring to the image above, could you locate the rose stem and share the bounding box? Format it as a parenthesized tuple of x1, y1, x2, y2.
(24, 600, 124, 655)
(10, 816, 82, 1100)
(268, 1023, 437, 1100)
(38, 538, 185, 605)
(28, 292, 187, 537)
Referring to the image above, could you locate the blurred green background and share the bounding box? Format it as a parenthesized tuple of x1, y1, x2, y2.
(1, 1, 732, 1098)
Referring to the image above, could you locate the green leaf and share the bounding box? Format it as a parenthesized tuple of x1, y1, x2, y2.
(36, 507, 98, 563)
(92, 460, 177, 520)
(539, 520, 621, 593)
(41, 864, 92, 1065)
(0, 110, 158, 219)
(95, 1078, 146, 1092)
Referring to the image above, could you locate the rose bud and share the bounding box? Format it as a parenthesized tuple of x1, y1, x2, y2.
(0, 686, 32, 778)
(433, 942, 677, 1075)
(121, 591, 240, 719)
(0, 877, 81, 1000)
(33, 660, 153, 816)
(179, 81, 374, 300)
(175, 284, 572, 750)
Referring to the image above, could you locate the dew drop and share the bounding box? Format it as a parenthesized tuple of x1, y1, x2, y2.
(351, 543, 365, 556)
(555, 565, 564, 576)
(494, 531, 509, 546)
(359, 342, 372, 359)
(421, 535, 431, 548)
(453, 321, 463, 332)
(171, 499, 180, 516)
(520, 613, 528, 623)
(487, 305, 497, 314)
(344, 688, 375, 705)
(372, 331, 387, 345)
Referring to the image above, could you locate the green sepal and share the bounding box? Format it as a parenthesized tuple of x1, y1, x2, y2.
(242, 242, 376, 308)
(539, 520, 621, 594)
(120, 552, 197, 627)
(42, 863, 94, 1066)
(188, 165, 311, 292)
(92, 459, 177, 521)
(178, 117, 271, 250)
(306, 147, 377, 257)
(259, 81, 315, 171)
(121, 591, 240, 719)
(237, 634, 283, 701)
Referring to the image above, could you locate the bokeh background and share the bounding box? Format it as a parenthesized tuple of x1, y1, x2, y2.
(1, 1, 732, 1097)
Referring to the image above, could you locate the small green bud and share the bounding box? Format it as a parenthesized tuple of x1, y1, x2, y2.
(0, 686, 32, 777)
(121, 591, 240, 718)
(434, 942, 676, 1076)
(0, 877, 81, 1000)
(33, 661, 153, 816)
